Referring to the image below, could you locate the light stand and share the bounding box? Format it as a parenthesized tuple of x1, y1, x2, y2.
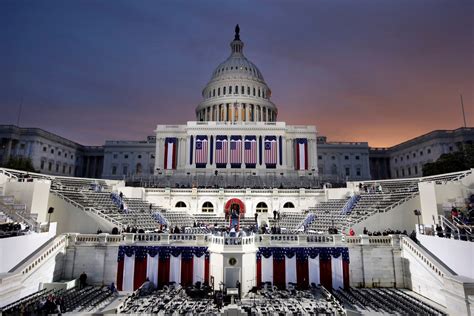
(47, 207, 54, 231)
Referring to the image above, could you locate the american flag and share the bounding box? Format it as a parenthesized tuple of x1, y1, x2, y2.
(244, 136, 257, 165)
(195, 136, 208, 165)
(264, 136, 277, 165)
(230, 136, 242, 165)
(215, 136, 228, 165)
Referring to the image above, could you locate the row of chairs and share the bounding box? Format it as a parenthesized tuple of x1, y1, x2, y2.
(334, 287, 446, 315)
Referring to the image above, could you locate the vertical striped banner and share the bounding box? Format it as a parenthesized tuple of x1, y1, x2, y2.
(230, 136, 242, 167)
(164, 138, 177, 170)
(264, 136, 277, 167)
(195, 136, 208, 167)
(295, 138, 308, 170)
(215, 136, 228, 167)
(244, 136, 257, 168)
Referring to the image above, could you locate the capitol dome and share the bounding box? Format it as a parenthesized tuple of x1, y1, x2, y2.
(196, 25, 277, 122)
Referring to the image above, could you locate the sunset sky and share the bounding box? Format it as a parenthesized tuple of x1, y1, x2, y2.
(1, 0, 473, 147)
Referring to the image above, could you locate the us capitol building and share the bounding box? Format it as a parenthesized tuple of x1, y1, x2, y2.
(0, 26, 472, 183)
(154, 25, 317, 178)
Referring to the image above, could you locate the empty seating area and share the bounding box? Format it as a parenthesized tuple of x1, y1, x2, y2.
(117, 284, 219, 315)
(241, 284, 344, 315)
(334, 288, 446, 315)
(163, 210, 196, 228)
(128, 173, 320, 189)
(57, 190, 162, 230)
(53, 176, 110, 191)
(272, 211, 307, 230)
(1, 286, 116, 315)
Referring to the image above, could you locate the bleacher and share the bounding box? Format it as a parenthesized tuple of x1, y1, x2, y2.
(1, 286, 115, 314)
(57, 190, 163, 230)
(269, 211, 308, 231)
(241, 284, 344, 315)
(128, 173, 320, 189)
(162, 210, 196, 228)
(117, 284, 218, 315)
(334, 288, 446, 315)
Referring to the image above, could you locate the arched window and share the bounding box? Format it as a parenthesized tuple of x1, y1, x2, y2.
(283, 202, 295, 208)
(136, 163, 142, 174)
(256, 202, 268, 213)
(175, 201, 186, 208)
(202, 201, 214, 212)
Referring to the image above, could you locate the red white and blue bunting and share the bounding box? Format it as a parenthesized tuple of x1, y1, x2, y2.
(256, 247, 349, 291)
(117, 246, 210, 291)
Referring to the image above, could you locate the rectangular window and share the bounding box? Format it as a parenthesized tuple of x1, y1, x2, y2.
(318, 155, 322, 160)
(151, 154, 155, 159)
(355, 156, 360, 160)
(408, 167, 411, 176)
(420, 151, 423, 156)
(112, 166, 117, 175)
(413, 153, 416, 158)
(396, 169, 399, 177)
(402, 169, 405, 176)
(258, 89, 261, 97)
(56, 163, 59, 172)
(43, 147, 47, 152)
(427, 149, 431, 154)
(48, 162, 52, 171)
(415, 166, 418, 174)
(41, 161, 45, 169)
(253, 87, 256, 96)
(124, 154, 129, 159)
(344, 155, 349, 160)
(113, 154, 118, 159)
(223, 87, 226, 94)
(51, 149, 54, 154)
(345, 167, 350, 176)
(229, 86, 232, 94)
(69, 166, 72, 174)
(123, 166, 128, 175)
(235, 85, 238, 94)
(58, 151, 61, 156)
(241, 86, 244, 94)
(218, 87, 220, 96)
(138, 154, 142, 159)
(62, 165, 66, 173)
(356, 167, 361, 176)
(247, 87, 250, 95)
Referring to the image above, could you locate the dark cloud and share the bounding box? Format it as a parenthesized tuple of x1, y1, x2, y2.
(1, 0, 473, 147)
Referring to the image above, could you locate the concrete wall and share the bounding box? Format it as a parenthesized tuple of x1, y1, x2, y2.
(325, 187, 352, 200)
(419, 179, 473, 225)
(62, 245, 119, 285)
(0, 223, 57, 273)
(348, 245, 404, 288)
(48, 193, 115, 234)
(4, 180, 51, 222)
(145, 188, 325, 216)
(210, 252, 224, 290)
(417, 234, 474, 279)
(352, 195, 420, 233)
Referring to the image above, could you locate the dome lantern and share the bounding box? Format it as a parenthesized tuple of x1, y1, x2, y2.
(196, 25, 278, 123)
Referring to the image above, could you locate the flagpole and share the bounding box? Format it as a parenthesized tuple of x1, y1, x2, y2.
(460, 94, 467, 127)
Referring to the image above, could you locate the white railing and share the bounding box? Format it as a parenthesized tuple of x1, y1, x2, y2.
(0, 168, 18, 179)
(14, 234, 68, 276)
(54, 233, 404, 248)
(400, 236, 454, 279)
(51, 191, 124, 228)
(342, 191, 419, 231)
